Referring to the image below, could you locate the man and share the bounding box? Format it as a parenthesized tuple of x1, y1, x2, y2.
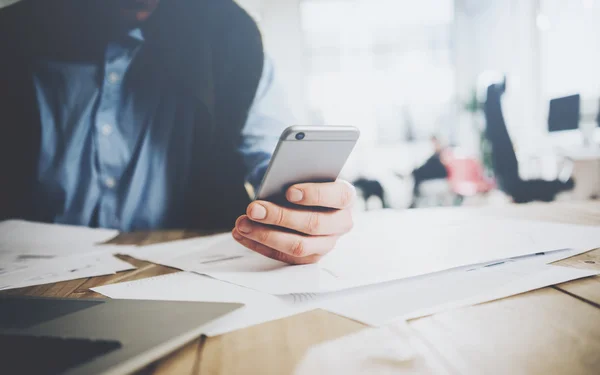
(0, 0, 355, 265)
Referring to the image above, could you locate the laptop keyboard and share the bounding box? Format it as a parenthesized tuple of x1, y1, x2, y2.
(0, 334, 121, 375)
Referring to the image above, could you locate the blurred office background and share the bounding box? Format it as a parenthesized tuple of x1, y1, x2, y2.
(237, 0, 600, 209)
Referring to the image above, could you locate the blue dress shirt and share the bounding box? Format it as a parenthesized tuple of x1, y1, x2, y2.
(32, 29, 291, 231)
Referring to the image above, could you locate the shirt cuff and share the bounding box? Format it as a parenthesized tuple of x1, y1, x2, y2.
(247, 157, 271, 194)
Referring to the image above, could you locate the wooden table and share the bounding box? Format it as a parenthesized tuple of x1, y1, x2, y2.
(3, 201, 600, 374)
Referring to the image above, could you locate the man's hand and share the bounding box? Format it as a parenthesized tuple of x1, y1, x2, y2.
(232, 180, 356, 264)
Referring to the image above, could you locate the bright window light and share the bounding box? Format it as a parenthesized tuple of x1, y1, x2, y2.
(301, 0, 456, 145)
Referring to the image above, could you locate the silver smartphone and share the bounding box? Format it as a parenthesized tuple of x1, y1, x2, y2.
(255, 125, 360, 202)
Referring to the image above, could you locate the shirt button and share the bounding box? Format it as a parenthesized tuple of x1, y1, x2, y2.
(108, 72, 121, 84)
(101, 124, 113, 136)
(104, 177, 117, 189)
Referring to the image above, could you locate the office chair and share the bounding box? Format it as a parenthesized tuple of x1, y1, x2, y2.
(353, 177, 387, 209)
(409, 149, 450, 208)
(483, 79, 574, 203)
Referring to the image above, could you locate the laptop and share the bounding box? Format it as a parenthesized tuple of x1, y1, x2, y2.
(0, 296, 242, 375)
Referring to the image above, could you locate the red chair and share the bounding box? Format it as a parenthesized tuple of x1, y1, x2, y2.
(442, 151, 496, 199)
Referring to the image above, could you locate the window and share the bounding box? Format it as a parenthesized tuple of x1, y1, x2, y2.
(540, 0, 600, 121)
(300, 0, 456, 145)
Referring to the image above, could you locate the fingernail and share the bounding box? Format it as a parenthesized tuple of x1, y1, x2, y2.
(238, 218, 252, 234)
(288, 188, 304, 202)
(250, 203, 267, 220)
(232, 230, 243, 241)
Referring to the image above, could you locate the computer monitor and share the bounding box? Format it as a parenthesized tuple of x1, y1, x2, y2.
(548, 94, 580, 132)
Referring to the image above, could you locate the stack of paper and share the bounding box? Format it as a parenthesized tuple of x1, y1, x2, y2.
(120, 211, 600, 295)
(94, 211, 600, 335)
(93, 248, 600, 336)
(0, 220, 135, 290)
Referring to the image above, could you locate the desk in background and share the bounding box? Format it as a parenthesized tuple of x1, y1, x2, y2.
(2, 201, 600, 374)
(519, 129, 600, 200)
(559, 146, 600, 200)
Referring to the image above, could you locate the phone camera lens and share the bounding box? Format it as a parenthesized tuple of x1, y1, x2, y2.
(295, 132, 305, 140)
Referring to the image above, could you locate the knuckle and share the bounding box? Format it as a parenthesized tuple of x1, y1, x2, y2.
(314, 185, 323, 205)
(290, 238, 306, 258)
(275, 206, 286, 227)
(306, 212, 321, 234)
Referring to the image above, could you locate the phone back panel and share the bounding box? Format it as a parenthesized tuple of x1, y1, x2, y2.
(256, 127, 358, 201)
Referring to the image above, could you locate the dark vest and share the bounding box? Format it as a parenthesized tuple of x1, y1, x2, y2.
(0, 0, 264, 231)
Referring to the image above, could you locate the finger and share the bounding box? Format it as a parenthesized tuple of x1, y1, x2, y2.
(235, 216, 339, 258)
(232, 229, 322, 265)
(286, 180, 356, 209)
(246, 201, 353, 235)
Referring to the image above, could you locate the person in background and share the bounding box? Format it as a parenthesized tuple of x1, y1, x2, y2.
(0, 0, 355, 265)
(405, 136, 449, 207)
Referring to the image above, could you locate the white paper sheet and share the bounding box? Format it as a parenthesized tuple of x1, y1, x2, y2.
(118, 233, 232, 265)
(124, 211, 600, 294)
(92, 248, 599, 335)
(317, 211, 600, 284)
(0, 250, 134, 290)
(318, 248, 600, 325)
(0, 220, 133, 290)
(0, 220, 120, 272)
(0, 220, 118, 249)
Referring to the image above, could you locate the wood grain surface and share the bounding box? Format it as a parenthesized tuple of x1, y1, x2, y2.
(3, 201, 600, 374)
